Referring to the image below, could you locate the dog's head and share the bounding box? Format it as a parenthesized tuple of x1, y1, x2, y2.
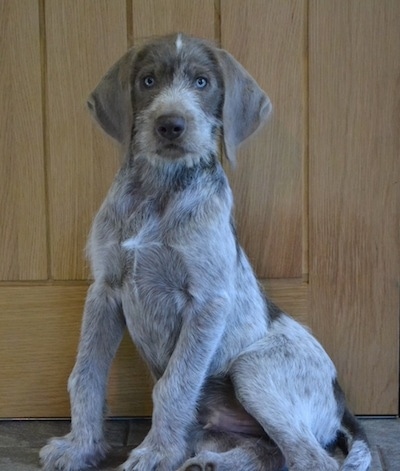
(88, 33, 271, 165)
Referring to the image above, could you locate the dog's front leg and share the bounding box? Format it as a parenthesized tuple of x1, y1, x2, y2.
(121, 294, 229, 471)
(40, 282, 125, 471)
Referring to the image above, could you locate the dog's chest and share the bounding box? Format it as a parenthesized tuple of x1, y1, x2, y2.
(123, 220, 191, 376)
(95, 196, 177, 283)
(89, 161, 233, 375)
(91, 189, 192, 374)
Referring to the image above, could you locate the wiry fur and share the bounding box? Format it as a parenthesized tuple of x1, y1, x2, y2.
(40, 34, 371, 471)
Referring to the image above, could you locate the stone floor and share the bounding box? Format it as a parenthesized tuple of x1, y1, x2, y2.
(0, 418, 399, 470)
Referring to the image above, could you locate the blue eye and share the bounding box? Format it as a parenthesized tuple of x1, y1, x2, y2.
(143, 76, 155, 88)
(195, 77, 208, 88)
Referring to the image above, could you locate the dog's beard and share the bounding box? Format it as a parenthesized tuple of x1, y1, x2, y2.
(134, 120, 220, 168)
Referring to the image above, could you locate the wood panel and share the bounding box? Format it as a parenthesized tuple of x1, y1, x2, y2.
(309, 0, 400, 414)
(1, 0, 398, 420)
(221, 0, 306, 279)
(46, 1, 127, 280)
(132, 0, 216, 41)
(0, 281, 306, 418)
(262, 279, 308, 325)
(0, 285, 153, 418)
(0, 0, 47, 280)
(0, 285, 83, 417)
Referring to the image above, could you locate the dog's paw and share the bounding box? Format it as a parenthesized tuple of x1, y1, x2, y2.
(184, 466, 214, 471)
(120, 444, 182, 471)
(176, 451, 224, 471)
(39, 433, 108, 471)
(178, 460, 215, 471)
(182, 463, 216, 471)
(177, 454, 217, 471)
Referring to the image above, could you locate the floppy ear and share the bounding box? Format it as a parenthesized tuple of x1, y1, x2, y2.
(215, 49, 272, 164)
(87, 48, 136, 145)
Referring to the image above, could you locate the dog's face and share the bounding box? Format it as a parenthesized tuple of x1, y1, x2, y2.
(130, 35, 225, 165)
(88, 33, 271, 164)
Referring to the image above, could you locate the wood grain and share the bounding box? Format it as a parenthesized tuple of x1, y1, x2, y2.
(309, 0, 400, 414)
(0, 285, 153, 418)
(1, 0, 399, 419)
(221, 0, 306, 279)
(132, 0, 216, 42)
(0, 0, 47, 280)
(261, 279, 308, 325)
(46, 1, 127, 280)
(0, 281, 306, 418)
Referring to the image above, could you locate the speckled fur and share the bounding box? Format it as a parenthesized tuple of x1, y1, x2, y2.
(40, 34, 371, 471)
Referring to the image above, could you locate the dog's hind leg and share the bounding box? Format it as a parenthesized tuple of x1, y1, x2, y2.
(40, 283, 125, 471)
(229, 323, 341, 471)
(230, 374, 338, 470)
(178, 429, 285, 471)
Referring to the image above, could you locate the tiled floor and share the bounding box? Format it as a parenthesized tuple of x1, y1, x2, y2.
(0, 418, 398, 470)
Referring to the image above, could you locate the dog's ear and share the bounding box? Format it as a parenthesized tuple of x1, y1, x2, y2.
(216, 50, 272, 164)
(87, 48, 136, 145)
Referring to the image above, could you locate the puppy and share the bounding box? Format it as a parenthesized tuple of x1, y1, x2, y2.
(40, 33, 371, 471)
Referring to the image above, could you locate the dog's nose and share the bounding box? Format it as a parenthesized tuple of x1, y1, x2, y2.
(155, 115, 186, 141)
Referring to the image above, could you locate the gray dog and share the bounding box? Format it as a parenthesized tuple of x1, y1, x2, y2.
(40, 34, 371, 471)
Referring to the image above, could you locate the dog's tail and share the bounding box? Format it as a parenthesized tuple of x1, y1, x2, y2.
(338, 407, 372, 471)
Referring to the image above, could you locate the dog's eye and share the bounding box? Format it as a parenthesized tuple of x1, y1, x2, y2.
(143, 76, 156, 88)
(195, 77, 208, 89)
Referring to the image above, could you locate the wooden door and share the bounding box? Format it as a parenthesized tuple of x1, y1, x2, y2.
(0, 0, 398, 418)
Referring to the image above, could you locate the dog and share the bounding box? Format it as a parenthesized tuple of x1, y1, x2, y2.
(40, 33, 372, 471)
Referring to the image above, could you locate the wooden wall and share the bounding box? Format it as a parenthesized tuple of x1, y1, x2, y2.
(0, 0, 398, 418)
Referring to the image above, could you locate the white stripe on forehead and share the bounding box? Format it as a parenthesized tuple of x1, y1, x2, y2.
(175, 33, 183, 52)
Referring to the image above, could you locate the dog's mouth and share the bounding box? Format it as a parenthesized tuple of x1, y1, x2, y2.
(155, 142, 189, 159)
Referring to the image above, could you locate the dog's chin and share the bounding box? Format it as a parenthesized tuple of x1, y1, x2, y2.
(157, 143, 187, 159)
(151, 143, 204, 167)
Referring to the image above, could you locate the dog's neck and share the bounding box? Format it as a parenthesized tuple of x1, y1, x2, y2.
(123, 151, 222, 194)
